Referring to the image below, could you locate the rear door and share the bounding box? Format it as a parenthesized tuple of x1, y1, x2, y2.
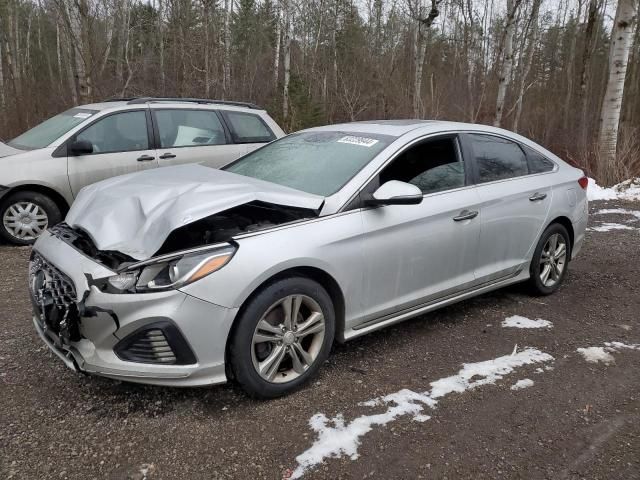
(461, 133, 553, 284)
(151, 108, 246, 169)
(67, 109, 158, 196)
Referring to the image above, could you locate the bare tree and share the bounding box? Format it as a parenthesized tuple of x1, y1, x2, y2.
(273, 0, 281, 89)
(282, 0, 292, 121)
(494, 0, 524, 127)
(597, 0, 638, 180)
(512, 0, 542, 133)
(577, 0, 601, 152)
(223, 0, 232, 98)
(408, 0, 441, 118)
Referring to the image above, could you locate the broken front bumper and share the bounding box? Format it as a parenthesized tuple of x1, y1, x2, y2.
(30, 231, 239, 387)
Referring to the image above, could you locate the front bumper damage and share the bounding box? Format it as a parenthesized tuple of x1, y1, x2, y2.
(30, 231, 239, 387)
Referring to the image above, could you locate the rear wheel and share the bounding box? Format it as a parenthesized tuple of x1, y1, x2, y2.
(229, 277, 335, 398)
(0, 191, 62, 245)
(527, 223, 571, 296)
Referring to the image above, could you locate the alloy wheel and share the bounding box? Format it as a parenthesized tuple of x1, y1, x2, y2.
(2, 201, 49, 241)
(251, 294, 326, 384)
(539, 233, 567, 287)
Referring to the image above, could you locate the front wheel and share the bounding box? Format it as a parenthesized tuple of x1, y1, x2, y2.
(229, 277, 335, 398)
(0, 191, 62, 245)
(527, 223, 571, 296)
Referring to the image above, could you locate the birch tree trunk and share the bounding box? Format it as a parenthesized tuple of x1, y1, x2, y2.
(273, 0, 281, 89)
(513, 0, 541, 133)
(494, 0, 523, 127)
(69, 0, 91, 103)
(157, 0, 165, 95)
(282, 0, 291, 122)
(597, 0, 638, 180)
(203, 0, 210, 97)
(409, 0, 440, 119)
(412, 27, 427, 118)
(223, 0, 232, 98)
(56, 21, 63, 89)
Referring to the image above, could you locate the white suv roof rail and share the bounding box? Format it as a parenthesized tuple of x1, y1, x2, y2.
(103, 97, 263, 110)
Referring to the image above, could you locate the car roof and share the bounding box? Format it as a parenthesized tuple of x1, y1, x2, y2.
(303, 120, 521, 139)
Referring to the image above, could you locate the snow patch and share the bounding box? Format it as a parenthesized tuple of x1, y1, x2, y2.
(291, 348, 554, 478)
(577, 341, 640, 365)
(511, 378, 534, 390)
(588, 177, 640, 201)
(501, 315, 553, 329)
(588, 223, 637, 232)
(595, 208, 640, 220)
(576, 347, 616, 364)
(588, 208, 640, 232)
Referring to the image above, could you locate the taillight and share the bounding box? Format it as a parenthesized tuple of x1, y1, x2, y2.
(578, 176, 588, 190)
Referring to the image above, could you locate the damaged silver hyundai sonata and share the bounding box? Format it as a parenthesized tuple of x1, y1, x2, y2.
(30, 120, 588, 398)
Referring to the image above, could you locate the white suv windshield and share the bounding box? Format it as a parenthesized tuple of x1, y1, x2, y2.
(9, 108, 98, 150)
(225, 131, 393, 196)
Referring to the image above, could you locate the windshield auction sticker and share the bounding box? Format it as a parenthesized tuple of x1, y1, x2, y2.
(337, 136, 379, 147)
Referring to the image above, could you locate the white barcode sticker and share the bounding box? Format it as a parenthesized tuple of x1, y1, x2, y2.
(337, 136, 379, 147)
(73, 113, 92, 119)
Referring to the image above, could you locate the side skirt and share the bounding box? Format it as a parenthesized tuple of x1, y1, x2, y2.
(343, 269, 528, 341)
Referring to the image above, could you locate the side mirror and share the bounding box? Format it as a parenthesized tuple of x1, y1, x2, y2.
(365, 180, 423, 206)
(68, 139, 93, 156)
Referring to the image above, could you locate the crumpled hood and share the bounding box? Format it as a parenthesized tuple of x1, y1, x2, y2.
(66, 164, 324, 260)
(0, 141, 21, 158)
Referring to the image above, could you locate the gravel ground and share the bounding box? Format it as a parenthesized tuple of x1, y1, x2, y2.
(1, 200, 639, 480)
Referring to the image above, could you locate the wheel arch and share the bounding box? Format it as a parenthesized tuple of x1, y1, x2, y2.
(2, 184, 71, 218)
(224, 265, 346, 378)
(546, 215, 574, 255)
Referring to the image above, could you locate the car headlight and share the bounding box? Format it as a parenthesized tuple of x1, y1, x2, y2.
(106, 244, 236, 293)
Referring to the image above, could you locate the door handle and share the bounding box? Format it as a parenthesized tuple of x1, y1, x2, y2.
(453, 210, 479, 221)
(159, 152, 176, 159)
(529, 192, 548, 201)
(137, 154, 155, 162)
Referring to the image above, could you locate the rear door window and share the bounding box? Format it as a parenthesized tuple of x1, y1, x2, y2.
(468, 134, 529, 183)
(221, 111, 276, 143)
(523, 145, 556, 174)
(154, 109, 227, 148)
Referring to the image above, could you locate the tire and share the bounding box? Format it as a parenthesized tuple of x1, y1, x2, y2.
(0, 191, 62, 245)
(527, 223, 571, 296)
(229, 276, 335, 399)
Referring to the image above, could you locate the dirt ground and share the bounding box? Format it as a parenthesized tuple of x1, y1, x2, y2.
(1, 200, 639, 480)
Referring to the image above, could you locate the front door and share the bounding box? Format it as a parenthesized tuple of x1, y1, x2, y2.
(67, 110, 158, 196)
(357, 135, 481, 324)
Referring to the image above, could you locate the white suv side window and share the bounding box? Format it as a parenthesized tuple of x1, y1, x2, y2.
(222, 111, 275, 143)
(155, 110, 227, 148)
(76, 111, 149, 153)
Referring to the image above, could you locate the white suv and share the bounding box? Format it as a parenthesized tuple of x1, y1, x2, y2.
(0, 97, 284, 244)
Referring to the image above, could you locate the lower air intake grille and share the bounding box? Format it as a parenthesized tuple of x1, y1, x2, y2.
(126, 329, 176, 363)
(114, 322, 197, 365)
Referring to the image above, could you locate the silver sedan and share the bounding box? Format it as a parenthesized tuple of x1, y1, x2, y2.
(30, 120, 588, 397)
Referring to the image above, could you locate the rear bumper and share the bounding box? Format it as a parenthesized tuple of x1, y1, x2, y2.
(571, 197, 588, 259)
